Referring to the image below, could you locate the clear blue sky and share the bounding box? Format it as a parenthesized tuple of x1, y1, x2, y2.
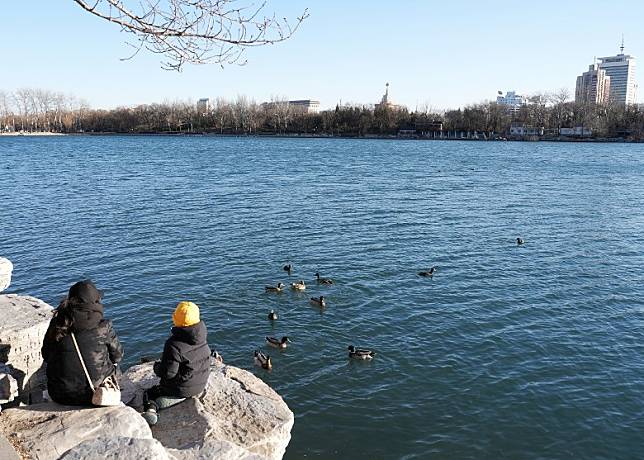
(2, 0, 642, 110)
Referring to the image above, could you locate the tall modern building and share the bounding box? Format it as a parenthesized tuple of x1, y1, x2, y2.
(597, 42, 637, 105)
(196, 98, 210, 114)
(575, 64, 611, 104)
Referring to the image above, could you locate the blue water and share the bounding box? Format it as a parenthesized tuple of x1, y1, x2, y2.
(1, 136, 643, 459)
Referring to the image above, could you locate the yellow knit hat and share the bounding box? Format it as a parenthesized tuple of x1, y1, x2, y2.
(173, 301, 200, 327)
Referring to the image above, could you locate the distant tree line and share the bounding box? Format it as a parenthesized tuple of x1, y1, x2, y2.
(1, 88, 643, 139)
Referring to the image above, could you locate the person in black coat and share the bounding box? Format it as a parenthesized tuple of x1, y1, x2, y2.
(41, 280, 123, 406)
(142, 301, 210, 426)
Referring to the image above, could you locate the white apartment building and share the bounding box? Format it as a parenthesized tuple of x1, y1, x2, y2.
(288, 100, 320, 113)
(575, 64, 611, 104)
(597, 48, 637, 105)
(496, 91, 527, 113)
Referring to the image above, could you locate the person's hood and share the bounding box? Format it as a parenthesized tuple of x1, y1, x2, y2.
(68, 280, 103, 304)
(66, 280, 104, 331)
(71, 301, 104, 331)
(171, 321, 207, 345)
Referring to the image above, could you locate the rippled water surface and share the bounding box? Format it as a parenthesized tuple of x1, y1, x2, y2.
(1, 136, 643, 459)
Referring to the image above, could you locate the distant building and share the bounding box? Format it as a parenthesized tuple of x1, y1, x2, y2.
(509, 124, 544, 137)
(575, 64, 611, 104)
(375, 83, 403, 111)
(597, 41, 637, 105)
(197, 98, 210, 114)
(288, 100, 320, 114)
(496, 91, 527, 114)
(260, 99, 320, 114)
(560, 127, 592, 137)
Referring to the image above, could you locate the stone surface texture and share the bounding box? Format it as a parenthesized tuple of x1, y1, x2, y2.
(0, 403, 152, 460)
(122, 362, 294, 460)
(61, 436, 172, 460)
(0, 294, 53, 403)
(0, 258, 12, 292)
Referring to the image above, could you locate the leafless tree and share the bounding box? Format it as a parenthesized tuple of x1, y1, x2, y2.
(71, 0, 309, 70)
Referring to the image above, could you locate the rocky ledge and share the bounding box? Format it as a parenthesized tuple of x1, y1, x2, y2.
(0, 258, 294, 459)
(121, 362, 293, 460)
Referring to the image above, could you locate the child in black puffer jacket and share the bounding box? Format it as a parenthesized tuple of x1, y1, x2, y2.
(142, 301, 211, 426)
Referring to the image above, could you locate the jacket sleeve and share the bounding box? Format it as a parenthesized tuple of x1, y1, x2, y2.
(105, 321, 124, 364)
(156, 341, 181, 381)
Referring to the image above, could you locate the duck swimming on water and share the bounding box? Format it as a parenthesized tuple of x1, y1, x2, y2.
(268, 310, 278, 321)
(254, 350, 272, 369)
(266, 336, 291, 349)
(315, 272, 334, 285)
(418, 267, 437, 277)
(348, 345, 376, 360)
(310, 296, 326, 308)
(265, 283, 285, 292)
(283, 264, 292, 275)
(517, 237, 525, 245)
(291, 280, 306, 291)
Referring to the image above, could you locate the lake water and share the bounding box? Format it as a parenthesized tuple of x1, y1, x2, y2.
(1, 136, 643, 459)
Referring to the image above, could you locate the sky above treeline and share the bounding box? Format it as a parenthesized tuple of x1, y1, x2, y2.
(2, 0, 643, 110)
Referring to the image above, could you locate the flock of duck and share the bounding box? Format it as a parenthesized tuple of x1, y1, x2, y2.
(253, 264, 375, 370)
(253, 238, 525, 370)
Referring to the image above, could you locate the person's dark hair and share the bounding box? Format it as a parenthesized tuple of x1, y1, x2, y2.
(46, 298, 75, 342)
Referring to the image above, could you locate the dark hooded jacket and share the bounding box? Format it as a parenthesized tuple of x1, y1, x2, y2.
(153, 321, 210, 398)
(41, 281, 123, 406)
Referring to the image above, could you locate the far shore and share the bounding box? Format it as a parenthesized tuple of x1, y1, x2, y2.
(1, 131, 642, 143)
(0, 131, 66, 136)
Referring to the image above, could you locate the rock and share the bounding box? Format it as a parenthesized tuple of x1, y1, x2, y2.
(0, 258, 12, 292)
(61, 436, 172, 460)
(166, 439, 265, 460)
(120, 363, 161, 408)
(122, 362, 294, 460)
(0, 403, 153, 460)
(0, 294, 53, 404)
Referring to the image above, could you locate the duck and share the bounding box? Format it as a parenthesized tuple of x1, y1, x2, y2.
(418, 267, 437, 277)
(254, 350, 272, 370)
(310, 296, 326, 308)
(265, 282, 285, 292)
(268, 310, 278, 321)
(291, 280, 306, 291)
(315, 272, 334, 285)
(266, 336, 291, 349)
(348, 345, 376, 360)
(283, 264, 292, 274)
(517, 237, 525, 245)
(210, 350, 224, 365)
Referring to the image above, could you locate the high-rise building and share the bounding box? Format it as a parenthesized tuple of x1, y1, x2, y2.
(197, 98, 210, 113)
(575, 64, 611, 104)
(597, 41, 637, 105)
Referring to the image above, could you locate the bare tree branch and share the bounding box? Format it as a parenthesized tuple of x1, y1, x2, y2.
(72, 0, 309, 70)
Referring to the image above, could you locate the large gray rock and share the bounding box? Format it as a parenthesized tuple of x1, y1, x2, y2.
(122, 362, 294, 460)
(0, 294, 53, 403)
(0, 403, 153, 460)
(166, 439, 265, 460)
(61, 436, 172, 460)
(0, 258, 12, 292)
